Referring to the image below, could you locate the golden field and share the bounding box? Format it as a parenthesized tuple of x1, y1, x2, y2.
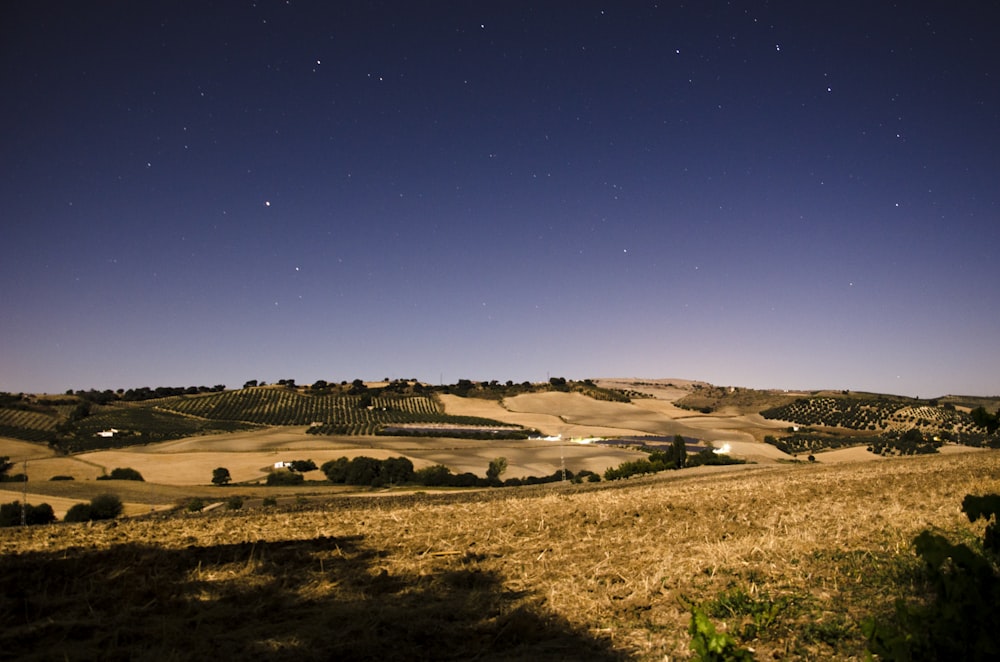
(2, 452, 998, 659)
(2, 380, 998, 659)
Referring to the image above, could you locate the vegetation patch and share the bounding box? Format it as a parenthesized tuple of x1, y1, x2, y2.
(760, 396, 998, 444)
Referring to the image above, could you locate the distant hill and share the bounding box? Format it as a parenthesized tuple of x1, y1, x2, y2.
(1, 379, 997, 453)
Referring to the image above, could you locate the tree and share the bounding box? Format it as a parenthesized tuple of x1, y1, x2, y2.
(486, 457, 508, 483)
(289, 459, 318, 473)
(89, 494, 123, 520)
(669, 435, 688, 469)
(212, 467, 232, 486)
(382, 457, 414, 485)
(345, 456, 382, 486)
(266, 470, 304, 486)
(321, 457, 350, 483)
(64, 503, 93, 523)
(414, 464, 453, 486)
(98, 467, 144, 481)
(0, 456, 12, 480)
(971, 407, 1000, 434)
(0, 501, 55, 526)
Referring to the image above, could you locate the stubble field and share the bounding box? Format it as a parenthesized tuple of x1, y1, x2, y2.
(2, 452, 998, 659)
(3, 382, 997, 658)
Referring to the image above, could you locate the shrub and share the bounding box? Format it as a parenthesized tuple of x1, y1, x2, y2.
(49, 475, 74, 481)
(225, 496, 243, 510)
(289, 459, 318, 473)
(98, 467, 144, 481)
(0, 501, 56, 526)
(186, 497, 205, 512)
(414, 464, 453, 486)
(64, 503, 93, 523)
(864, 494, 1000, 659)
(262, 496, 277, 507)
(211, 467, 232, 485)
(266, 470, 304, 486)
(688, 606, 754, 661)
(65, 494, 123, 522)
(90, 493, 123, 519)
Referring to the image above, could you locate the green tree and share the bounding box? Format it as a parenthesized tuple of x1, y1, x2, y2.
(266, 470, 304, 486)
(670, 435, 688, 469)
(321, 457, 350, 482)
(345, 456, 382, 485)
(487, 457, 508, 483)
(414, 464, 453, 486)
(212, 467, 232, 486)
(99, 467, 144, 481)
(382, 457, 414, 485)
(289, 459, 318, 473)
(0, 501, 56, 526)
(64, 503, 93, 522)
(971, 406, 1000, 433)
(89, 494, 123, 520)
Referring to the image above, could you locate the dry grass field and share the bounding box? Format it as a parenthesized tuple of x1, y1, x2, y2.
(2, 451, 998, 660)
(2, 380, 988, 521)
(3, 380, 997, 658)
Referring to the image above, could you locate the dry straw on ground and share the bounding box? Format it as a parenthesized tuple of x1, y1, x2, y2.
(2, 452, 998, 659)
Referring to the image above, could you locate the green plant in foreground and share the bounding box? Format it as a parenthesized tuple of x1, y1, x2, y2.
(689, 606, 755, 661)
(705, 586, 792, 640)
(864, 493, 1000, 660)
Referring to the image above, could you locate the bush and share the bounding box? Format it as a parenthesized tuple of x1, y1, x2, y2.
(98, 467, 144, 481)
(49, 475, 74, 481)
(289, 459, 318, 473)
(187, 497, 206, 512)
(211, 467, 232, 486)
(0, 501, 56, 526)
(262, 496, 278, 507)
(413, 464, 453, 486)
(865, 494, 1000, 659)
(89, 493, 123, 519)
(225, 496, 244, 510)
(64, 503, 93, 523)
(266, 470, 304, 486)
(65, 494, 123, 522)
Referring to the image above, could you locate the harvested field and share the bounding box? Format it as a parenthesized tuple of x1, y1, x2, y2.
(2, 452, 999, 659)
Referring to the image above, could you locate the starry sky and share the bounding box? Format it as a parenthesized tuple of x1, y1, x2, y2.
(2, 1, 998, 397)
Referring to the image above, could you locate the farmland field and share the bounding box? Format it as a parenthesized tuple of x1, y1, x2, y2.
(3, 379, 995, 520)
(2, 379, 999, 658)
(2, 451, 999, 659)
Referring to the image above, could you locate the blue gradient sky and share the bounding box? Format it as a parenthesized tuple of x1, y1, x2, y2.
(2, 2, 998, 397)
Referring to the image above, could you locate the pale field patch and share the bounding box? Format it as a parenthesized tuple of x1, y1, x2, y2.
(0, 437, 56, 461)
(439, 392, 650, 438)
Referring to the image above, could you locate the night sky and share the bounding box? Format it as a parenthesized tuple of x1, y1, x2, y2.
(3, 2, 998, 397)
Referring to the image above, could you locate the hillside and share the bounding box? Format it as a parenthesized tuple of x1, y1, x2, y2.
(3, 453, 999, 659)
(4, 379, 995, 453)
